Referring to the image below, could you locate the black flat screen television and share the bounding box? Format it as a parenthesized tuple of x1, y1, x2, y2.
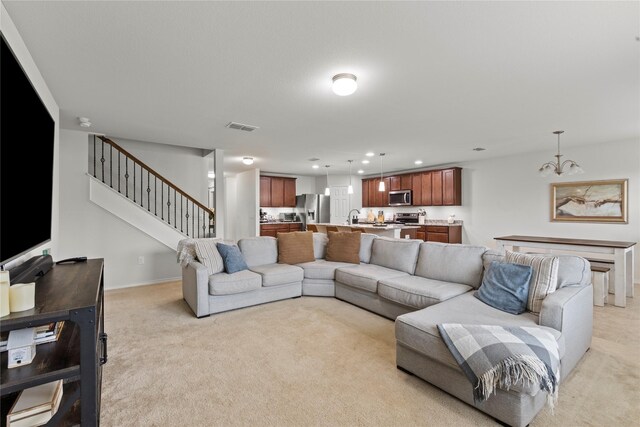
(1, 34, 55, 266)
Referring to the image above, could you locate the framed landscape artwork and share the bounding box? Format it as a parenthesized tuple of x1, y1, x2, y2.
(551, 179, 628, 223)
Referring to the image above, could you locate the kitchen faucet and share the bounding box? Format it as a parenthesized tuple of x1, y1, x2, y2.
(347, 209, 361, 225)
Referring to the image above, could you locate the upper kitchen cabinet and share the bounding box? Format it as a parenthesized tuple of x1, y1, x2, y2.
(260, 176, 297, 207)
(431, 170, 443, 206)
(362, 179, 370, 207)
(443, 167, 462, 205)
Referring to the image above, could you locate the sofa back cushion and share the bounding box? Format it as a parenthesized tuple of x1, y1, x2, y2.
(359, 233, 377, 263)
(238, 237, 278, 267)
(370, 238, 421, 274)
(482, 250, 591, 289)
(326, 232, 361, 264)
(277, 231, 315, 264)
(312, 233, 328, 259)
(415, 242, 487, 288)
(194, 238, 225, 275)
(506, 251, 559, 314)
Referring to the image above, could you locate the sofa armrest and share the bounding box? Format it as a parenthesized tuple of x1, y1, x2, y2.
(539, 284, 593, 378)
(182, 260, 210, 318)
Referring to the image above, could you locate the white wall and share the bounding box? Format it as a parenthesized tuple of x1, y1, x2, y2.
(58, 129, 215, 289)
(235, 169, 260, 239)
(224, 175, 238, 240)
(1, 3, 60, 267)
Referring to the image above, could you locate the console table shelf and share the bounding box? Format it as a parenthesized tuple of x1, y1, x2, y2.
(0, 259, 106, 426)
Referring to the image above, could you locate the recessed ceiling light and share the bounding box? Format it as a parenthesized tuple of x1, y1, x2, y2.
(357, 170, 364, 174)
(472, 147, 486, 151)
(365, 152, 375, 157)
(242, 157, 254, 165)
(415, 160, 423, 165)
(362, 160, 370, 164)
(207, 171, 215, 179)
(312, 164, 320, 169)
(332, 73, 357, 96)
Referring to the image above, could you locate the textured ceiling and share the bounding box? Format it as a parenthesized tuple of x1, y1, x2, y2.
(4, 1, 639, 176)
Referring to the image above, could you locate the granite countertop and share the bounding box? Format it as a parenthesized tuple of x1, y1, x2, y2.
(260, 221, 303, 224)
(421, 220, 463, 226)
(317, 223, 420, 230)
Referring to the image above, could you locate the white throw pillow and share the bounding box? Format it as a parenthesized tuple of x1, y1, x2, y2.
(506, 251, 559, 314)
(194, 238, 224, 275)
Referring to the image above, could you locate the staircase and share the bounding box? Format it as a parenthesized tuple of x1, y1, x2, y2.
(88, 135, 214, 248)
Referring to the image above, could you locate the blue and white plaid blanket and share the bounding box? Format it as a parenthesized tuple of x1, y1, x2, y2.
(438, 324, 560, 408)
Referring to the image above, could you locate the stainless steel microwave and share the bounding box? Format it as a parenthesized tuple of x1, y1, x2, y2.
(389, 190, 412, 206)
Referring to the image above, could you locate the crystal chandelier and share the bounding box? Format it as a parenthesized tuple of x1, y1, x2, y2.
(538, 131, 584, 177)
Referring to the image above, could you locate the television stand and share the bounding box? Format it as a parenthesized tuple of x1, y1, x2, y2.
(6, 255, 53, 283)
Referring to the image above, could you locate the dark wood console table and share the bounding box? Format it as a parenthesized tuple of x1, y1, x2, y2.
(494, 235, 635, 307)
(0, 258, 106, 425)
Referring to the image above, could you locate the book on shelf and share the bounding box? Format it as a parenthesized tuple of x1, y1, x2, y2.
(0, 321, 64, 352)
(6, 379, 63, 427)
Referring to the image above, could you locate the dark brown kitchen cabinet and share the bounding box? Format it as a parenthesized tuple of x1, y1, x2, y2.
(412, 173, 423, 206)
(260, 176, 297, 207)
(362, 179, 370, 207)
(383, 177, 391, 206)
(421, 172, 433, 206)
(400, 174, 412, 190)
(369, 179, 378, 207)
(431, 170, 443, 205)
(284, 178, 296, 207)
(418, 225, 462, 243)
(443, 168, 462, 205)
(260, 177, 271, 207)
(390, 176, 401, 191)
(260, 223, 302, 236)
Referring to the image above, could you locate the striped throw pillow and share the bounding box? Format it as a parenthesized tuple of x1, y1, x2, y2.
(194, 239, 225, 275)
(505, 251, 559, 314)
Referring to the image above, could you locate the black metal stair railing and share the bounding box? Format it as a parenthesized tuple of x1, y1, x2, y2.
(90, 135, 214, 239)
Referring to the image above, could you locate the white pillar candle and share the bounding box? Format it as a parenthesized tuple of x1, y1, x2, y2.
(9, 282, 35, 312)
(0, 271, 10, 317)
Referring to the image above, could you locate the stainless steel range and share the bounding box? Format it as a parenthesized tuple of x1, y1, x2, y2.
(394, 212, 419, 225)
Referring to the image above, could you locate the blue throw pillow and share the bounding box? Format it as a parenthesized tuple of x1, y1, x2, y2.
(216, 243, 249, 274)
(475, 261, 532, 315)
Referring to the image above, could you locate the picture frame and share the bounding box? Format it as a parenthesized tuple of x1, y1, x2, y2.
(551, 179, 628, 223)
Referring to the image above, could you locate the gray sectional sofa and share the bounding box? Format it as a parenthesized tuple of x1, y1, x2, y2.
(180, 233, 593, 427)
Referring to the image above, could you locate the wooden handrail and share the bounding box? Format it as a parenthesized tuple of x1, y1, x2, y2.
(97, 136, 214, 217)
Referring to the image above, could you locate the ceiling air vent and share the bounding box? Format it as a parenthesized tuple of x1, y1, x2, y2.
(225, 122, 259, 132)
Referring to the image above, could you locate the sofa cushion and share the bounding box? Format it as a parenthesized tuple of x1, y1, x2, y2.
(335, 264, 409, 293)
(193, 239, 225, 275)
(359, 233, 377, 263)
(415, 242, 487, 288)
(326, 231, 361, 264)
(395, 292, 565, 395)
(369, 238, 421, 274)
(506, 251, 559, 314)
(208, 270, 262, 295)
(277, 231, 315, 264)
(378, 276, 472, 309)
(475, 261, 532, 315)
(216, 243, 249, 274)
(296, 259, 356, 280)
(238, 237, 278, 267)
(483, 250, 591, 289)
(250, 263, 304, 287)
(312, 232, 329, 259)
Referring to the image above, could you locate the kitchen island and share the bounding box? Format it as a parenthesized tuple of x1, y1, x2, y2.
(315, 223, 420, 239)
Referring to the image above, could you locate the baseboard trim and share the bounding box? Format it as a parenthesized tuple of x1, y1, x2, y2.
(106, 276, 181, 291)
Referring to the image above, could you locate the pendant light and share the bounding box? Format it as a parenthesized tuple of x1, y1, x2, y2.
(378, 153, 386, 192)
(538, 131, 584, 177)
(347, 160, 354, 194)
(324, 165, 331, 196)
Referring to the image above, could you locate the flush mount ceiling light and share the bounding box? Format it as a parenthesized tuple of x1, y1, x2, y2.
(365, 152, 375, 157)
(378, 153, 386, 192)
(347, 160, 354, 194)
(362, 160, 370, 164)
(538, 131, 584, 177)
(357, 169, 364, 174)
(415, 160, 423, 165)
(332, 73, 357, 96)
(242, 157, 254, 165)
(324, 165, 331, 196)
(312, 164, 320, 169)
(78, 117, 91, 128)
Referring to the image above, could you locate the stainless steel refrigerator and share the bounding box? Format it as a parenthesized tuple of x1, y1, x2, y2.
(296, 194, 330, 230)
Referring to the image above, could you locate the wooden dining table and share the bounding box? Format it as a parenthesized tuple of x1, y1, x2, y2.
(494, 235, 636, 308)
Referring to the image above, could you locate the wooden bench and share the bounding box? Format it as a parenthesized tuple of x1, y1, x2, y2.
(591, 265, 610, 307)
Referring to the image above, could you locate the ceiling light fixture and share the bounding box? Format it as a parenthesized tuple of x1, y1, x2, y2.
(357, 169, 364, 174)
(378, 153, 386, 192)
(312, 164, 320, 169)
(415, 160, 423, 165)
(365, 152, 375, 157)
(362, 160, 370, 164)
(207, 171, 215, 179)
(538, 131, 583, 177)
(242, 157, 254, 165)
(332, 73, 357, 96)
(324, 165, 331, 196)
(347, 160, 354, 194)
(79, 117, 91, 128)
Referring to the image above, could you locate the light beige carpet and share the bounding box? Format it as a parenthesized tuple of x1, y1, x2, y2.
(101, 282, 640, 426)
